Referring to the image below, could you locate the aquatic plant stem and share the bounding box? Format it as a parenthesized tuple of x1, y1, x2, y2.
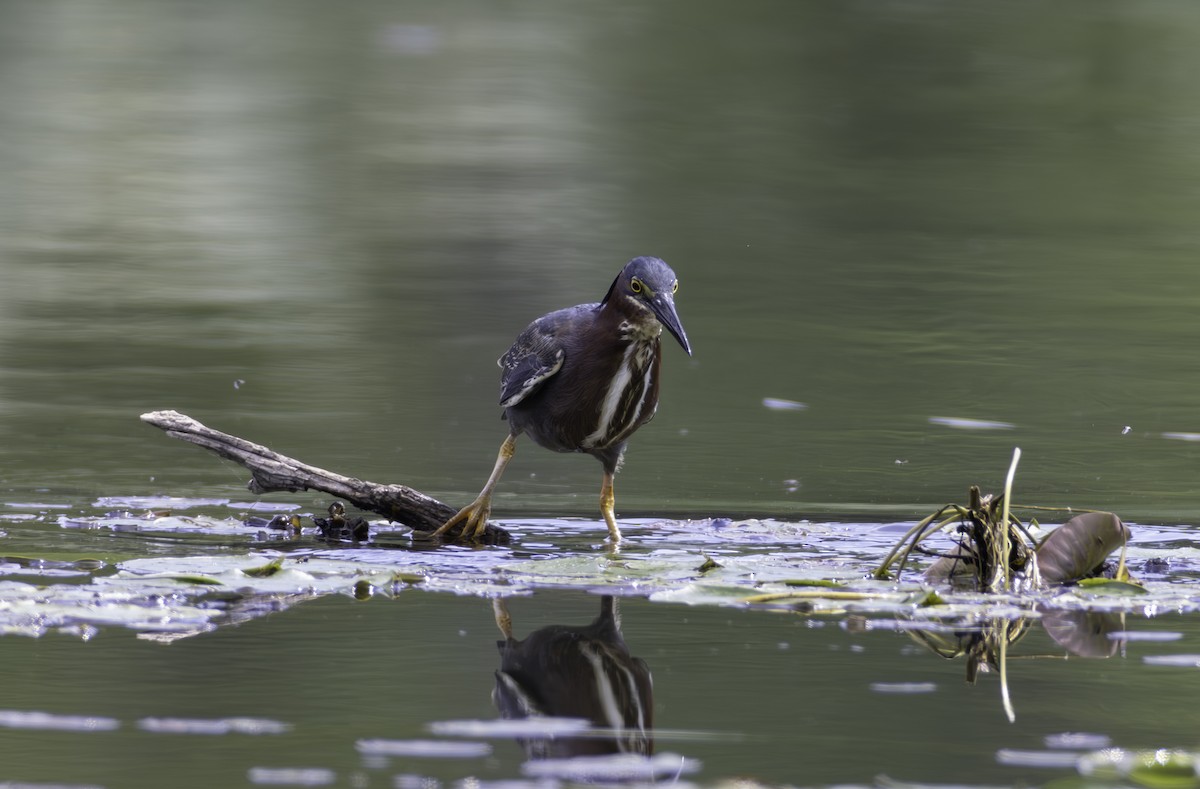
(873, 512, 940, 579)
(993, 447, 1022, 593)
(742, 590, 895, 604)
(873, 507, 963, 580)
(1012, 504, 1102, 515)
(895, 512, 966, 579)
(999, 632, 1015, 723)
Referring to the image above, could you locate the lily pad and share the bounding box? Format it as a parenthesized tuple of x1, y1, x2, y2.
(1078, 748, 1200, 789)
(1076, 577, 1148, 596)
(1037, 512, 1131, 584)
(0, 507, 1176, 641)
(243, 557, 286, 578)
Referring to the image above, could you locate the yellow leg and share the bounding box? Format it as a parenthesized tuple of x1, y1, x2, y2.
(600, 470, 622, 542)
(432, 434, 517, 541)
(492, 598, 513, 640)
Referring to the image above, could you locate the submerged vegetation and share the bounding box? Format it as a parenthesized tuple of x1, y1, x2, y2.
(875, 448, 1135, 593)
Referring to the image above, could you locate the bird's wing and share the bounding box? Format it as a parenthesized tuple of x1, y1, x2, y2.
(497, 307, 585, 408)
(499, 347, 563, 408)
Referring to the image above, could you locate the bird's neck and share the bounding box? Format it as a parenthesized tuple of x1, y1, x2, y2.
(604, 295, 662, 344)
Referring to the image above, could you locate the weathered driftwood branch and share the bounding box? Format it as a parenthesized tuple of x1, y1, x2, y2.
(140, 410, 508, 542)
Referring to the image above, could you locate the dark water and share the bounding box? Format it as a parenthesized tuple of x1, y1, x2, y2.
(4, 590, 1200, 788)
(3, 1, 1200, 786)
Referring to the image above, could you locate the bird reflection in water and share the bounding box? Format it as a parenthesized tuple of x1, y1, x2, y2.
(491, 595, 653, 758)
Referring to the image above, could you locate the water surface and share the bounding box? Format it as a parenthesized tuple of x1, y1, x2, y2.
(2, 2, 1200, 786)
(5, 589, 1200, 788)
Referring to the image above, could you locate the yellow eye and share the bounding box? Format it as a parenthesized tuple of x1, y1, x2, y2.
(630, 278, 642, 294)
(672, 280, 679, 294)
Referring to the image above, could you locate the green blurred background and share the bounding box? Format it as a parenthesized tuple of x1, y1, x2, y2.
(3, 1, 1199, 519)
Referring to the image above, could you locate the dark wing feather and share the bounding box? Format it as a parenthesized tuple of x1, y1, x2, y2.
(498, 306, 592, 408)
(499, 348, 563, 408)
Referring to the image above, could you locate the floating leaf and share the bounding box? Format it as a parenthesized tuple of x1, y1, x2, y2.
(242, 557, 285, 578)
(783, 579, 845, 588)
(912, 589, 947, 607)
(743, 590, 891, 604)
(1078, 748, 1200, 789)
(1037, 512, 1130, 584)
(1076, 577, 1148, 596)
(147, 573, 224, 586)
(1127, 750, 1200, 789)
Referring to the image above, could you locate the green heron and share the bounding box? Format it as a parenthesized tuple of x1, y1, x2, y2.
(434, 256, 691, 542)
(492, 596, 653, 757)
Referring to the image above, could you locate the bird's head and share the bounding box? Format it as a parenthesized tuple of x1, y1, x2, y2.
(603, 256, 692, 356)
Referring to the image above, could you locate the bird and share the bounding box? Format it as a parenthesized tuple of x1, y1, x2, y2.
(433, 256, 691, 542)
(491, 596, 654, 757)
(312, 501, 370, 543)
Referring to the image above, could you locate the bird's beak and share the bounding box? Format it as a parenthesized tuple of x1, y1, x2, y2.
(648, 293, 692, 356)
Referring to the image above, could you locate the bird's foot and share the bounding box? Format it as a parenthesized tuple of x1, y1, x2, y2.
(430, 497, 493, 542)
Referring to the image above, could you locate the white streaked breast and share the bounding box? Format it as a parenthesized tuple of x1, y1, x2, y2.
(582, 342, 654, 449)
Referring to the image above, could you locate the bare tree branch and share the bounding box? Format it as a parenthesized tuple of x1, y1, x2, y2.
(139, 410, 508, 543)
